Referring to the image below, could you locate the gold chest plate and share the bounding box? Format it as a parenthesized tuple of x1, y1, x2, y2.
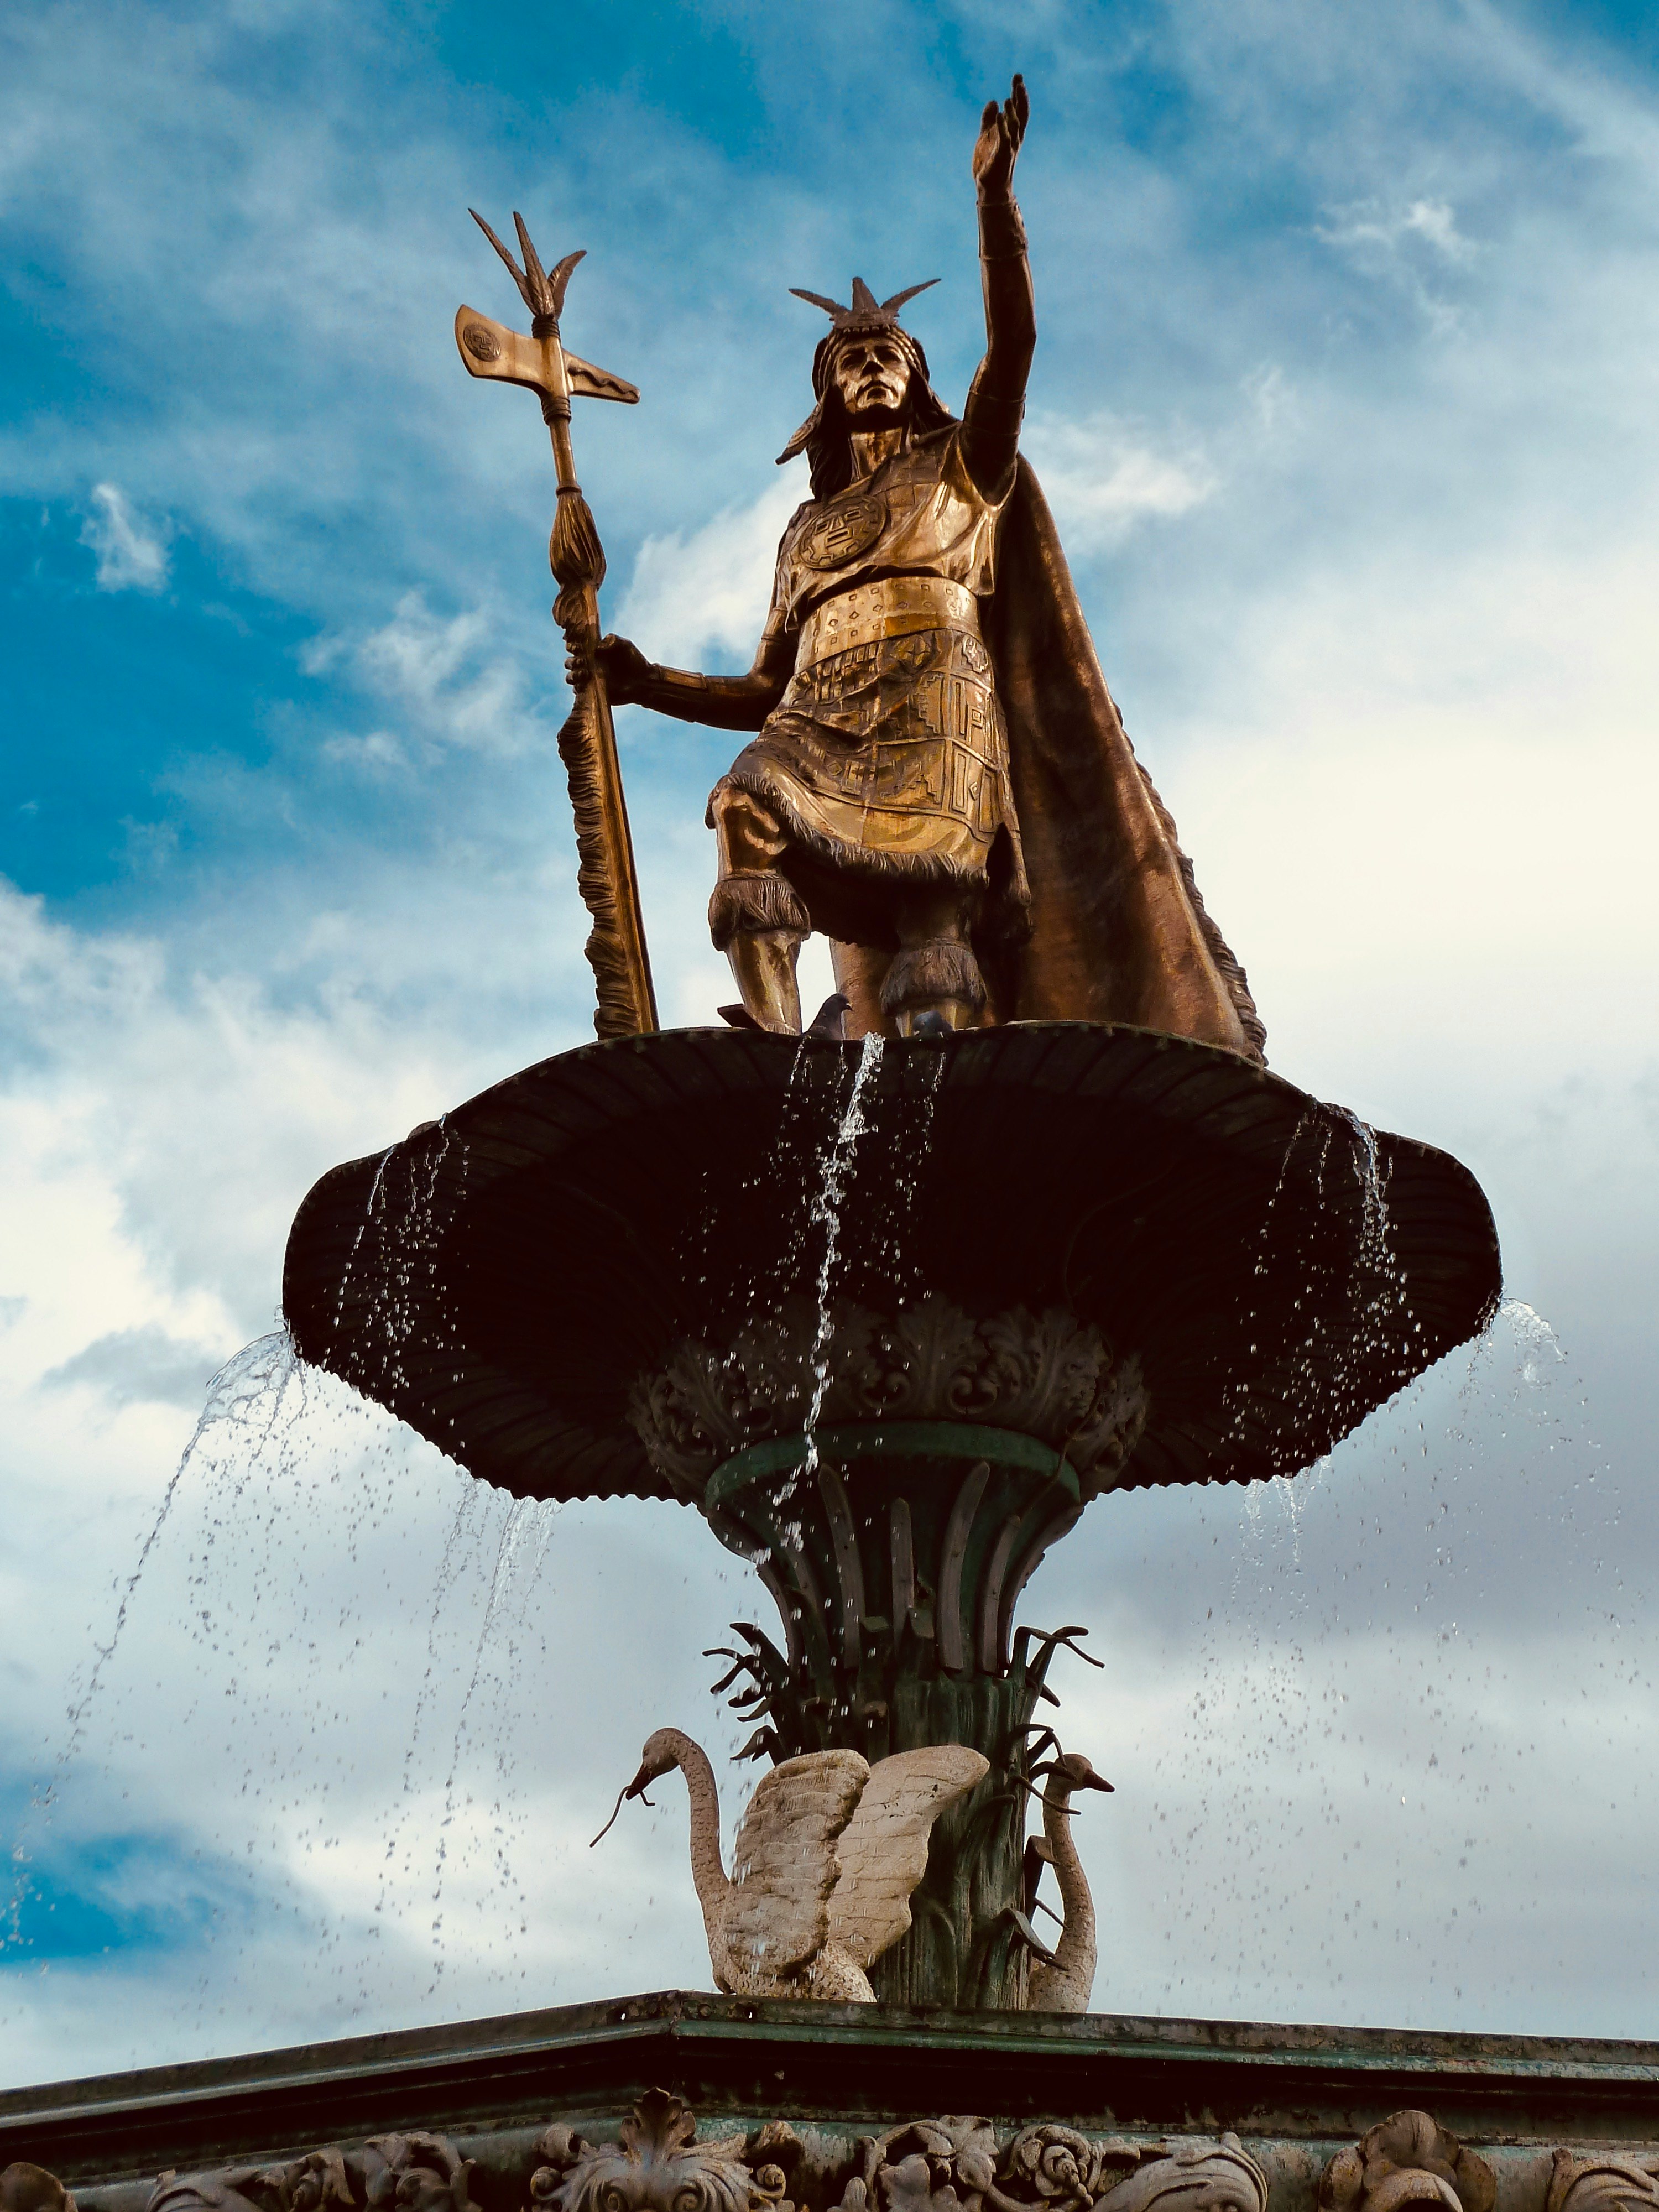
(796, 494, 888, 571)
(775, 431, 1004, 623)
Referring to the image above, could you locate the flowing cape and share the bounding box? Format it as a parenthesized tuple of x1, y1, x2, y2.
(982, 459, 1266, 1061)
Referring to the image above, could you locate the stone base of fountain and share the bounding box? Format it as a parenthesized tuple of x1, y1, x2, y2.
(6, 1992, 1656, 2212)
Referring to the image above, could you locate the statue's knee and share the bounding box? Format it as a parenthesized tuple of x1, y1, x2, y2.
(708, 780, 787, 872)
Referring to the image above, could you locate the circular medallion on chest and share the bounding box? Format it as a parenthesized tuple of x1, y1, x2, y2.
(797, 494, 887, 571)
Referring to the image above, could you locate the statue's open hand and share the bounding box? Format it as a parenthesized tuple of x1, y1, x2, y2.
(972, 73, 1028, 199)
(573, 632, 653, 702)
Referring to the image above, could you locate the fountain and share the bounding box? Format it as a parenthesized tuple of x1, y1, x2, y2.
(281, 1024, 1498, 2010)
(7, 70, 1651, 2212)
(274, 82, 1506, 2015)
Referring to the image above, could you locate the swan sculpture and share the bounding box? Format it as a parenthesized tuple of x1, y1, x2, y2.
(1023, 1746, 1113, 2013)
(597, 1726, 988, 2000)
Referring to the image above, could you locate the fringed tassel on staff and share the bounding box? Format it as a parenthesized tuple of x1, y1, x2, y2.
(550, 482, 607, 608)
(550, 484, 657, 1040)
(555, 693, 650, 1038)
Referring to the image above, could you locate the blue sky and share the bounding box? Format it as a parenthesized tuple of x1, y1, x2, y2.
(2, 0, 1657, 2083)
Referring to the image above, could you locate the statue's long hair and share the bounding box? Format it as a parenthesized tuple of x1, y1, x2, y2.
(779, 325, 957, 499)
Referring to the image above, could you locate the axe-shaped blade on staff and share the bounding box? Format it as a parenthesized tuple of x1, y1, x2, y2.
(456, 210, 658, 1040)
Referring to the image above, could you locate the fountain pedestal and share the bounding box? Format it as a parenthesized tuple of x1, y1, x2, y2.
(666, 1411, 1130, 2008)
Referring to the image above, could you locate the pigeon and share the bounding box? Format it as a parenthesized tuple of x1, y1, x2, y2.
(718, 993, 850, 1040)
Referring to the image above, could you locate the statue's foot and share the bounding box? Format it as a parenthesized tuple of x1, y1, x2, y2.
(895, 999, 977, 1036)
(881, 938, 987, 1034)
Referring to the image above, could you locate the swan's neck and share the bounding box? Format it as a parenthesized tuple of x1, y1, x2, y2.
(1043, 1777, 1097, 1971)
(660, 1729, 729, 1946)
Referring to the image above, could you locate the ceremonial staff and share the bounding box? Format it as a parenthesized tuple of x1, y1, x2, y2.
(455, 212, 658, 1038)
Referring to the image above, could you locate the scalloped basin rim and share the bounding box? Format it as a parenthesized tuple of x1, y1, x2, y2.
(280, 1021, 1503, 1504)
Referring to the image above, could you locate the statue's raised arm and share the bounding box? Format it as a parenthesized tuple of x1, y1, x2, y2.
(961, 73, 1034, 503)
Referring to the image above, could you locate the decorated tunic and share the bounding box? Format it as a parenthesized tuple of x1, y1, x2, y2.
(718, 424, 1029, 916)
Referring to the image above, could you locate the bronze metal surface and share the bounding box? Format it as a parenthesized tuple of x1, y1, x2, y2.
(457, 215, 657, 1039)
(794, 576, 980, 669)
(586, 81, 1259, 1056)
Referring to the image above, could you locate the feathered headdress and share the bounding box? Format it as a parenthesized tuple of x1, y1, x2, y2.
(776, 276, 952, 482)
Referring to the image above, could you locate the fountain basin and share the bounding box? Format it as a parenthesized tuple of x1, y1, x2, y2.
(281, 1021, 1501, 1509)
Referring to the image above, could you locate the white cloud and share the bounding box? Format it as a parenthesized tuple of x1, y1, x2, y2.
(1021, 411, 1217, 553)
(79, 482, 169, 591)
(43, 1324, 224, 1410)
(309, 593, 546, 760)
(320, 729, 410, 773)
(615, 476, 805, 670)
(1317, 196, 1475, 265)
(0, 879, 452, 1339)
(1311, 197, 1477, 332)
(1242, 363, 1295, 433)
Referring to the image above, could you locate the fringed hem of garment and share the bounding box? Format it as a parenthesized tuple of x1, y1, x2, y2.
(717, 761, 1001, 895)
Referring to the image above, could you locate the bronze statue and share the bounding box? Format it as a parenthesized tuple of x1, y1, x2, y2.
(587, 78, 1264, 1058)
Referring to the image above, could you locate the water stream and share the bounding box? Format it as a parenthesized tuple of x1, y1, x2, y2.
(7, 1031, 1645, 2064)
(800, 1031, 883, 1475)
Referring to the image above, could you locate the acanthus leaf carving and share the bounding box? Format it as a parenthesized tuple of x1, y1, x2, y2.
(532, 2093, 799, 2212)
(1547, 2153, 1659, 2212)
(39, 2093, 1622, 2212)
(1089, 2141, 1267, 2212)
(1320, 2115, 1496, 2212)
(991, 2126, 1142, 2212)
(2, 2167, 76, 2212)
(144, 2133, 479, 2212)
(630, 1296, 1148, 1494)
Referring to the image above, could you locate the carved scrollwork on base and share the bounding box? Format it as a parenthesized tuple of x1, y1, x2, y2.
(2, 2167, 75, 2212)
(145, 2134, 481, 2212)
(831, 2119, 1267, 2212)
(18, 2105, 1659, 2212)
(18, 2103, 1265, 2212)
(1548, 2152, 1659, 2212)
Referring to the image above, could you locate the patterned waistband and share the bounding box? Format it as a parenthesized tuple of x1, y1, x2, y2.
(795, 575, 981, 670)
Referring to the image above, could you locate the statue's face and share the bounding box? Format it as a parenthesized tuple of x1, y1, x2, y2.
(831, 332, 911, 419)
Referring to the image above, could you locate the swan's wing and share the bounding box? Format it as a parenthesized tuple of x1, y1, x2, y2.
(827, 1745, 990, 1969)
(722, 1749, 869, 1979)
